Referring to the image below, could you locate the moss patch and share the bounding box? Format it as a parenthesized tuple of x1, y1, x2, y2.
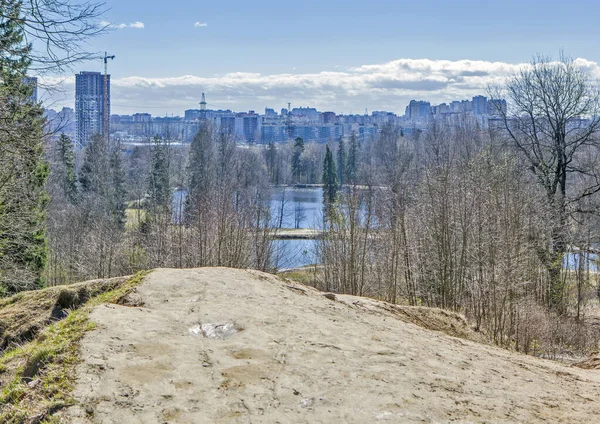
(278, 268, 321, 286)
(0, 271, 150, 423)
(0, 276, 133, 351)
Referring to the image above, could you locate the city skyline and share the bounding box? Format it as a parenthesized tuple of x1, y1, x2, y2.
(56, 92, 505, 146)
(36, 0, 600, 115)
(41, 56, 600, 117)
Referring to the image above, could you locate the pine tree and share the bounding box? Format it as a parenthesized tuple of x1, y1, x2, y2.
(345, 133, 359, 185)
(0, 0, 49, 293)
(322, 145, 338, 213)
(337, 137, 346, 187)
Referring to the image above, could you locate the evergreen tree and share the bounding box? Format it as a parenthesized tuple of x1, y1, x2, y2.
(0, 0, 49, 293)
(322, 145, 338, 212)
(79, 134, 126, 228)
(345, 133, 359, 185)
(79, 133, 107, 196)
(186, 123, 214, 219)
(337, 137, 346, 187)
(291, 137, 304, 184)
(54, 133, 77, 203)
(266, 141, 278, 184)
(217, 130, 235, 183)
(147, 136, 171, 215)
(108, 141, 127, 229)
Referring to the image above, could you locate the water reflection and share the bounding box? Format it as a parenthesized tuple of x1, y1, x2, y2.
(173, 187, 323, 270)
(269, 187, 323, 229)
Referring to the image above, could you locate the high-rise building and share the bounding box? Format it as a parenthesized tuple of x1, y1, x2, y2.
(322, 111, 337, 124)
(406, 100, 431, 120)
(472, 95, 488, 115)
(75, 71, 110, 146)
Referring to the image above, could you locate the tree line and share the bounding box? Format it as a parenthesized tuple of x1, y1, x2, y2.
(317, 55, 600, 357)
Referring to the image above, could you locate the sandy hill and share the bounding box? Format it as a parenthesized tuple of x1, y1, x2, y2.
(51, 268, 600, 423)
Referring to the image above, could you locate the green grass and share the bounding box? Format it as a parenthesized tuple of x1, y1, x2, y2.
(278, 268, 321, 286)
(0, 271, 150, 423)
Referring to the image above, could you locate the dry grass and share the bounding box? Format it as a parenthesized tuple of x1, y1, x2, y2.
(0, 271, 151, 423)
(278, 267, 322, 286)
(0, 277, 131, 352)
(333, 294, 487, 344)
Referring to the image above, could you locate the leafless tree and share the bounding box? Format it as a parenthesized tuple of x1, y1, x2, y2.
(490, 53, 600, 311)
(5, 0, 107, 72)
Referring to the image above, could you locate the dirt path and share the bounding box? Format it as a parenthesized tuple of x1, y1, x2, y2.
(64, 268, 600, 423)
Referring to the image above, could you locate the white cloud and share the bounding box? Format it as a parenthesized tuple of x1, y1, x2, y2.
(39, 57, 600, 115)
(194, 22, 208, 28)
(100, 20, 145, 29)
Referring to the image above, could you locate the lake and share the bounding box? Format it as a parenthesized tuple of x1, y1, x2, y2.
(269, 187, 323, 270)
(173, 187, 323, 270)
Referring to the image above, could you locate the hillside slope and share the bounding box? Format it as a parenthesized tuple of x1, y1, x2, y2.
(63, 268, 600, 423)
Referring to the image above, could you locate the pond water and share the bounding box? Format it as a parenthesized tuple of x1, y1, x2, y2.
(173, 188, 598, 272)
(564, 252, 598, 272)
(269, 187, 323, 269)
(172, 187, 323, 270)
(269, 187, 323, 229)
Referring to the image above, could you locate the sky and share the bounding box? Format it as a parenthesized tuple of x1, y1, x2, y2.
(40, 0, 600, 116)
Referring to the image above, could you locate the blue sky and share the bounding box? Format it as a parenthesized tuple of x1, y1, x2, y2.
(42, 0, 600, 115)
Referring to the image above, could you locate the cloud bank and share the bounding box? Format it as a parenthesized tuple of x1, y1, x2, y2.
(194, 22, 208, 28)
(40, 57, 600, 115)
(101, 21, 145, 29)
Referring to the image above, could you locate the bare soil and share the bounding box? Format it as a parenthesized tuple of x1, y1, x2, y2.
(63, 268, 600, 423)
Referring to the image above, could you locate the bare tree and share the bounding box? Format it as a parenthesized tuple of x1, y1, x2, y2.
(6, 0, 107, 72)
(490, 53, 600, 311)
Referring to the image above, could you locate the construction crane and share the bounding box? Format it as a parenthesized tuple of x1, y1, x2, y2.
(103, 52, 115, 143)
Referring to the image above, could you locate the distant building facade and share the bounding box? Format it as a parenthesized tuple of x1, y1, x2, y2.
(406, 100, 431, 121)
(472, 95, 488, 115)
(487, 99, 507, 116)
(75, 71, 109, 146)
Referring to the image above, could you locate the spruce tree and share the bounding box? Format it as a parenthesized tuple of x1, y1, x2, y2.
(186, 123, 214, 220)
(337, 137, 346, 187)
(147, 136, 171, 216)
(79, 133, 107, 196)
(108, 141, 127, 229)
(346, 133, 359, 185)
(266, 141, 277, 184)
(0, 0, 49, 293)
(53, 133, 77, 203)
(322, 145, 338, 212)
(79, 134, 126, 228)
(291, 137, 304, 184)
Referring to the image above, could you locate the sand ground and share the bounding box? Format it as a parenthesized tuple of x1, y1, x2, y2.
(64, 268, 600, 423)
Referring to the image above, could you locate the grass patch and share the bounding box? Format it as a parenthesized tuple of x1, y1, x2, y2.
(0, 276, 137, 352)
(125, 208, 146, 229)
(0, 271, 150, 423)
(278, 268, 321, 286)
